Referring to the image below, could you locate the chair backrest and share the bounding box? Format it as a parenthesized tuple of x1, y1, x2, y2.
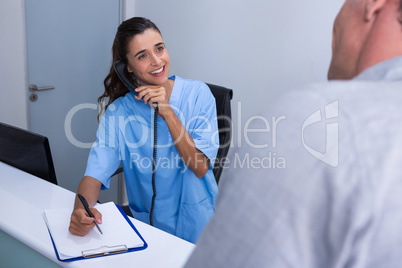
(0, 122, 58, 185)
(206, 83, 233, 184)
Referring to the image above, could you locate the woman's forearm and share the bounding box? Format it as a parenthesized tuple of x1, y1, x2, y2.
(163, 108, 210, 178)
(74, 176, 102, 209)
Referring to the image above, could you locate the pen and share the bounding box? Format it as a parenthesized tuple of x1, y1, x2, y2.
(77, 194, 103, 235)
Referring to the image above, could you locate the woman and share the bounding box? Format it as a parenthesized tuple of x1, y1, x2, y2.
(68, 17, 219, 243)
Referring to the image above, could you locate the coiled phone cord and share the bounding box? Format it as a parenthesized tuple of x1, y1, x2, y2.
(149, 104, 158, 226)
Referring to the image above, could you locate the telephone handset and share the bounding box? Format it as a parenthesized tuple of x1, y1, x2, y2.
(113, 60, 158, 226)
(113, 60, 138, 95)
(114, 60, 159, 109)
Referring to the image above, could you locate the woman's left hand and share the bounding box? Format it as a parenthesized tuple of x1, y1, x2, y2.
(134, 85, 172, 119)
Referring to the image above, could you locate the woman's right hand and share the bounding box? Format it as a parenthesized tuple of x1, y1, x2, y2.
(69, 207, 102, 236)
(68, 176, 103, 236)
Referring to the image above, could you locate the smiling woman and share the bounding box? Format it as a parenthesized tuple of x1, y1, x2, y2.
(127, 30, 170, 88)
(99, 18, 164, 116)
(126, 32, 170, 85)
(68, 17, 219, 243)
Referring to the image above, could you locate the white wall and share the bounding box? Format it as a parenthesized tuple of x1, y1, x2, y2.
(127, 0, 344, 180)
(129, 1, 344, 111)
(0, 0, 344, 139)
(1, 0, 345, 182)
(0, 0, 28, 129)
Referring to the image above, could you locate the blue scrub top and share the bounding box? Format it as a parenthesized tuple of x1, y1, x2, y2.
(85, 76, 219, 243)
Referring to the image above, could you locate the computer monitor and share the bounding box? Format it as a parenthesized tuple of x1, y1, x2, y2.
(0, 122, 57, 185)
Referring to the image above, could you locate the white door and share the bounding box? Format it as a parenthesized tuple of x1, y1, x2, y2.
(25, 0, 120, 197)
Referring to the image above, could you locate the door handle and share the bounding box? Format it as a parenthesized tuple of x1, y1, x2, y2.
(29, 84, 55, 92)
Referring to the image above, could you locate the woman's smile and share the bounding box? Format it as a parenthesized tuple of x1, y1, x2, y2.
(150, 66, 165, 76)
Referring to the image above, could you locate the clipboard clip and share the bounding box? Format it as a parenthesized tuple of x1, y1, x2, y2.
(82, 245, 128, 258)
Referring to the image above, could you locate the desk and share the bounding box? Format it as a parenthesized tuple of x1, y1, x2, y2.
(0, 162, 195, 267)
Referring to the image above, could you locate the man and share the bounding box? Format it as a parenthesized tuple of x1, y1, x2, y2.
(185, 0, 402, 267)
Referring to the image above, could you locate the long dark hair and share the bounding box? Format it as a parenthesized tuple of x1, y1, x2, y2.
(98, 17, 161, 120)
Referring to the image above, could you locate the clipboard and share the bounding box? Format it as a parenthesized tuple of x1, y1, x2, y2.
(44, 202, 147, 262)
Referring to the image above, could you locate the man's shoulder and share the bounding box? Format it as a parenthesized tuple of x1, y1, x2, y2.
(272, 79, 402, 117)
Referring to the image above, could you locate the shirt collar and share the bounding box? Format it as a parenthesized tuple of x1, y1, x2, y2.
(353, 56, 402, 81)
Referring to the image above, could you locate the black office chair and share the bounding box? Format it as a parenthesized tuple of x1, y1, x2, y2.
(0, 122, 58, 185)
(206, 83, 233, 184)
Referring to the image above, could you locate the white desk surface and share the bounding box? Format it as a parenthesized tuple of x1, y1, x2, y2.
(0, 162, 195, 267)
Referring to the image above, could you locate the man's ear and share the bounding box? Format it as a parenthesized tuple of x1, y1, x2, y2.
(364, 0, 388, 21)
